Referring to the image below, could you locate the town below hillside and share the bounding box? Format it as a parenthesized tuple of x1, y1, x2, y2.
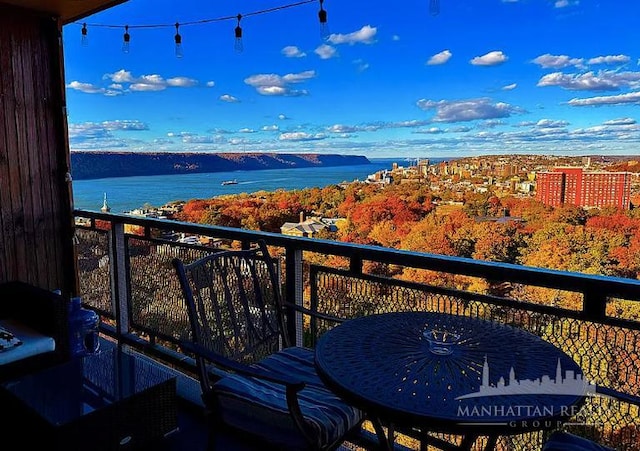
(369, 154, 640, 209)
(70, 152, 370, 180)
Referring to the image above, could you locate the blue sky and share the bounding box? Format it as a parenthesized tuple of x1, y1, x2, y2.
(63, 0, 640, 158)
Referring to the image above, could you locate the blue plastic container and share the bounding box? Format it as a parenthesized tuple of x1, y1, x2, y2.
(68, 297, 100, 357)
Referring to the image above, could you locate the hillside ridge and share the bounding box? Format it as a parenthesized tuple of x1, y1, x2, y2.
(70, 152, 370, 180)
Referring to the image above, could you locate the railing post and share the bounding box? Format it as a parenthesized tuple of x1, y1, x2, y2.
(285, 246, 304, 347)
(583, 291, 607, 322)
(109, 221, 131, 336)
(350, 254, 363, 274)
(309, 265, 319, 347)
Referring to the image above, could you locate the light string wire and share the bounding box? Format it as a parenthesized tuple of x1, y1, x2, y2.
(75, 0, 316, 29)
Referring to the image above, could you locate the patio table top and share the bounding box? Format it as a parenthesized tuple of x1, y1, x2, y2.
(315, 312, 587, 444)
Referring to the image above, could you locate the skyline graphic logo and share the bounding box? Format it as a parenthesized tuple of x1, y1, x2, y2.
(456, 356, 599, 400)
(453, 356, 611, 428)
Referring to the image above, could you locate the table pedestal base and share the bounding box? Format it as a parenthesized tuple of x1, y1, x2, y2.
(371, 418, 499, 451)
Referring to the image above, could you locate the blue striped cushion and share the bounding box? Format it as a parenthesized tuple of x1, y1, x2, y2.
(213, 347, 364, 449)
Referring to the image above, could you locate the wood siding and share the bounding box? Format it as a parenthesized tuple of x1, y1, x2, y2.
(0, 4, 76, 293)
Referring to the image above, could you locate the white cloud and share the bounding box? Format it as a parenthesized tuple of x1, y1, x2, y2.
(416, 97, 523, 122)
(69, 120, 148, 137)
(279, 132, 327, 141)
(257, 86, 308, 96)
(282, 46, 306, 58)
(130, 82, 166, 92)
(603, 118, 636, 126)
(554, 0, 579, 8)
(219, 94, 240, 103)
(229, 138, 250, 146)
(470, 51, 508, 66)
(538, 71, 640, 91)
(282, 71, 316, 83)
(502, 83, 517, 91)
(571, 123, 640, 136)
(181, 135, 224, 144)
(449, 126, 473, 132)
(244, 70, 316, 96)
(91, 69, 200, 94)
(238, 128, 255, 133)
(427, 50, 452, 66)
(588, 55, 630, 65)
(166, 77, 198, 87)
(278, 114, 288, 120)
(536, 119, 569, 128)
(327, 124, 358, 133)
(167, 131, 195, 138)
(66, 81, 112, 95)
(315, 44, 337, 60)
(567, 91, 640, 106)
(105, 69, 135, 83)
(391, 120, 431, 128)
(206, 81, 215, 87)
(68, 120, 149, 150)
(245, 71, 315, 87)
(479, 119, 506, 128)
(262, 125, 279, 131)
(353, 59, 370, 72)
(327, 25, 377, 45)
(532, 54, 584, 69)
(257, 86, 287, 96)
(414, 127, 445, 134)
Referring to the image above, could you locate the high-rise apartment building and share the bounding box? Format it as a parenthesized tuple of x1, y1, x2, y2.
(536, 167, 631, 209)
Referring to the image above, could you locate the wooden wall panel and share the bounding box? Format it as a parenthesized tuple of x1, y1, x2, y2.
(0, 5, 76, 293)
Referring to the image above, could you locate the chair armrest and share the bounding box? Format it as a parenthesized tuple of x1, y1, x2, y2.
(596, 386, 640, 406)
(179, 340, 306, 391)
(283, 301, 346, 324)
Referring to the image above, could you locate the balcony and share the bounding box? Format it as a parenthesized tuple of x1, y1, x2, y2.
(68, 208, 640, 450)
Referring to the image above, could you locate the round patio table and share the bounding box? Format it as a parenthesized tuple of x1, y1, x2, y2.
(314, 312, 587, 450)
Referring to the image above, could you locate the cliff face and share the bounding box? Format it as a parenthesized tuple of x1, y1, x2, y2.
(70, 152, 371, 180)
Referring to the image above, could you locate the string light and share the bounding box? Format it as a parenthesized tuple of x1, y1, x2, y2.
(81, 23, 88, 46)
(75, 0, 319, 54)
(234, 14, 243, 53)
(174, 22, 183, 58)
(318, 0, 329, 40)
(122, 25, 130, 53)
(429, 0, 440, 16)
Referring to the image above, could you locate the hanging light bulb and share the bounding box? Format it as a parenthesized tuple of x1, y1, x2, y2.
(429, 0, 440, 16)
(81, 23, 88, 46)
(234, 14, 244, 53)
(174, 22, 183, 58)
(122, 25, 131, 53)
(318, 0, 330, 40)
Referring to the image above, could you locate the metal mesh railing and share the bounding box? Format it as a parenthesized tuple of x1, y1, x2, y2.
(126, 237, 216, 344)
(309, 266, 640, 451)
(76, 228, 113, 316)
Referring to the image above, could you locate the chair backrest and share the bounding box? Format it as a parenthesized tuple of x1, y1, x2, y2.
(173, 241, 288, 372)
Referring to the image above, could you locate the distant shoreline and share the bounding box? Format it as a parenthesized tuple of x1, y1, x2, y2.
(70, 151, 371, 181)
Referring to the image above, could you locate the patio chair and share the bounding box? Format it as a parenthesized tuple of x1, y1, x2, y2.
(0, 281, 69, 382)
(172, 240, 365, 450)
(542, 386, 640, 451)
